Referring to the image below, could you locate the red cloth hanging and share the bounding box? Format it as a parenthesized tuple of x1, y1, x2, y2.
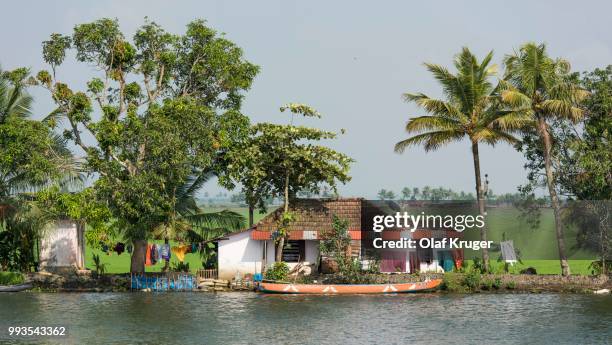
(452, 249, 464, 269)
(145, 244, 152, 266)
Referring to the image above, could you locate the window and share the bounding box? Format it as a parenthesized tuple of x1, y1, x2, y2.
(281, 240, 305, 263)
(417, 246, 433, 264)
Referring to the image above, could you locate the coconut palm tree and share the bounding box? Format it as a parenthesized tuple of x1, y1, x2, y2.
(500, 43, 589, 276)
(395, 48, 520, 272)
(146, 171, 245, 271)
(0, 67, 32, 124)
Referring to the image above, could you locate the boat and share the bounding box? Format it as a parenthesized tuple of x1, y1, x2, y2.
(258, 279, 442, 294)
(0, 283, 33, 292)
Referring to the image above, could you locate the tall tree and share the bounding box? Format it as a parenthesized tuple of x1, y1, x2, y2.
(501, 43, 589, 276)
(227, 104, 352, 262)
(38, 18, 258, 273)
(395, 48, 520, 272)
(0, 67, 81, 271)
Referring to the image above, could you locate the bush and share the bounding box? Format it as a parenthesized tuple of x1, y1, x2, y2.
(265, 262, 290, 281)
(170, 261, 190, 273)
(442, 273, 466, 292)
(0, 272, 24, 285)
(588, 260, 612, 276)
(463, 270, 481, 291)
(481, 279, 494, 291)
(506, 281, 516, 290)
(492, 278, 502, 290)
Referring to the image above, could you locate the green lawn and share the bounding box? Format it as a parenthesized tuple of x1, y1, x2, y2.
(85, 207, 268, 274)
(463, 259, 595, 275)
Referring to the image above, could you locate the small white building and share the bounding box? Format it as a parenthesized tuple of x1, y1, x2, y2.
(39, 219, 86, 272)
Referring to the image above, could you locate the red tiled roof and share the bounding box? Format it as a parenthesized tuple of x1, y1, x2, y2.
(251, 198, 363, 240)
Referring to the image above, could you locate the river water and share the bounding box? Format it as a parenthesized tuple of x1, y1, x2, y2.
(0, 292, 610, 344)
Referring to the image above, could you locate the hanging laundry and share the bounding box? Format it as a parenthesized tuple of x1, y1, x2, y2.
(171, 245, 190, 262)
(150, 244, 158, 265)
(160, 243, 171, 261)
(155, 244, 162, 262)
(114, 242, 125, 255)
(145, 244, 152, 266)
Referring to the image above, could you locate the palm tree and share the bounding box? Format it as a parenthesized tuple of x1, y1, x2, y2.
(500, 43, 589, 276)
(395, 48, 520, 272)
(144, 171, 245, 271)
(0, 67, 32, 124)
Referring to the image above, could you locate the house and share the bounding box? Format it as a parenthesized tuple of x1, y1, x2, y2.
(215, 198, 463, 280)
(39, 219, 86, 273)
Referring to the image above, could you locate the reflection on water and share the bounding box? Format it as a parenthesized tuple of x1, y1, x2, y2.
(1, 292, 611, 344)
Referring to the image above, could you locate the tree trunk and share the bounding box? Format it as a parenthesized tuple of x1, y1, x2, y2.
(275, 172, 290, 263)
(538, 117, 570, 276)
(248, 204, 254, 227)
(130, 240, 147, 273)
(471, 141, 490, 272)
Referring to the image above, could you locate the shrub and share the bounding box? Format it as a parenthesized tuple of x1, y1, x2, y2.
(506, 281, 517, 290)
(265, 262, 290, 281)
(441, 273, 467, 293)
(170, 261, 190, 273)
(463, 270, 481, 291)
(481, 279, 494, 291)
(0, 272, 24, 285)
(492, 278, 502, 290)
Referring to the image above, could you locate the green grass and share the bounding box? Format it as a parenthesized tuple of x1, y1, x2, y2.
(85, 207, 268, 274)
(464, 259, 595, 275)
(462, 207, 596, 260)
(0, 272, 25, 285)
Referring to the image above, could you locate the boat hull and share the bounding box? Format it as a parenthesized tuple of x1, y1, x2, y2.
(258, 279, 442, 294)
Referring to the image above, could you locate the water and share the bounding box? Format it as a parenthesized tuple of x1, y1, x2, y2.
(1, 292, 610, 344)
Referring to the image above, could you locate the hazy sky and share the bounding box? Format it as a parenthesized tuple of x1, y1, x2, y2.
(2, 1, 610, 198)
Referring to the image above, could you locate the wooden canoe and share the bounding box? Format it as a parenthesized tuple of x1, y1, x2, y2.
(258, 279, 442, 294)
(0, 283, 33, 292)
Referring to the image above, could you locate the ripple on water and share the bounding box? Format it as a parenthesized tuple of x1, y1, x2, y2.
(0, 292, 610, 345)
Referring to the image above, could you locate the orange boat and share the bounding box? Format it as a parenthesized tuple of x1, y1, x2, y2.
(258, 279, 442, 294)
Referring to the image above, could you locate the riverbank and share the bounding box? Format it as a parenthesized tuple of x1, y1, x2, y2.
(7, 271, 609, 294)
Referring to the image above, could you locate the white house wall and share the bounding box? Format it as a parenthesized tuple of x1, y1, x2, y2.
(218, 231, 264, 280)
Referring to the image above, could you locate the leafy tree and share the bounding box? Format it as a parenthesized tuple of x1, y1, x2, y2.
(38, 18, 258, 272)
(226, 104, 352, 262)
(0, 67, 80, 271)
(395, 48, 520, 271)
(377, 189, 396, 200)
(500, 43, 589, 276)
(400, 187, 412, 200)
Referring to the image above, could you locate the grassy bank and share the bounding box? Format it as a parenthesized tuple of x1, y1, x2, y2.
(0, 272, 24, 285)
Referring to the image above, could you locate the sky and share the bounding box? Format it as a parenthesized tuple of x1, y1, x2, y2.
(1, 0, 611, 198)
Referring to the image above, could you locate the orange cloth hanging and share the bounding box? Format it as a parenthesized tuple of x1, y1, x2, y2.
(171, 245, 189, 262)
(145, 244, 152, 266)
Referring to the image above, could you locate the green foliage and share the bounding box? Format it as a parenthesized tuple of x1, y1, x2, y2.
(441, 273, 467, 293)
(92, 254, 107, 277)
(36, 186, 113, 247)
(463, 270, 481, 291)
(170, 261, 190, 273)
(492, 277, 503, 290)
(0, 271, 24, 285)
(264, 262, 289, 281)
(506, 281, 517, 290)
(319, 215, 351, 259)
(588, 260, 612, 276)
(38, 18, 257, 266)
